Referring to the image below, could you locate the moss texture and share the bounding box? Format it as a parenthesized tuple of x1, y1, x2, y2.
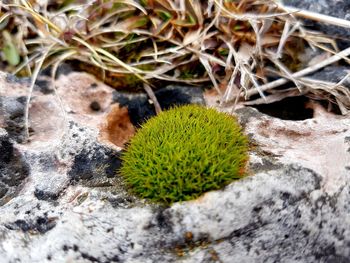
(120, 105, 249, 204)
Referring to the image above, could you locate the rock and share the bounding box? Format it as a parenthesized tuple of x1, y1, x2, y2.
(5, 216, 57, 234)
(250, 96, 314, 121)
(170, 165, 350, 263)
(0, 164, 349, 262)
(0, 96, 27, 143)
(113, 85, 205, 126)
(309, 66, 350, 86)
(283, 0, 350, 42)
(65, 122, 122, 185)
(34, 172, 69, 201)
(100, 104, 135, 147)
(0, 129, 30, 205)
(238, 104, 350, 194)
(0, 73, 64, 144)
(40, 63, 74, 79)
(4, 74, 31, 85)
(0, 70, 349, 262)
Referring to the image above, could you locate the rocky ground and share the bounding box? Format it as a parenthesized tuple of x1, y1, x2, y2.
(0, 66, 349, 262)
(1, 0, 350, 261)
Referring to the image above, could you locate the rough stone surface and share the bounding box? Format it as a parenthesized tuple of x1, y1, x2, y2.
(309, 66, 350, 86)
(113, 85, 205, 126)
(0, 95, 27, 143)
(283, 0, 350, 42)
(0, 129, 29, 205)
(280, 1, 350, 92)
(174, 165, 350, 263)
(237, 104, 350, 194)
(65, 122, 122, 185)
(0, 70, 349, 262)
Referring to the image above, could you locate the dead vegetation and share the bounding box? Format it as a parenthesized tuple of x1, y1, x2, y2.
(0, 0, 350, 140)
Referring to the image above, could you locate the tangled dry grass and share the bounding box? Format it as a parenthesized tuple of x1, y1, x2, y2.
(1, 0, 350, 139)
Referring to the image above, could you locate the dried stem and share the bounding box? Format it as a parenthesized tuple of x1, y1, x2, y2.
(243, 46, 350, 98)
(144, 83, 162, 115)
(277, 3, 350, 29)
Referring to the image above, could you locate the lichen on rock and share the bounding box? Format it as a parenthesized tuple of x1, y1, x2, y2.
(0, 71, 349, 262)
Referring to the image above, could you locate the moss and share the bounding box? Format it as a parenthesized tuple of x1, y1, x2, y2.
(119, 105, 249, 204)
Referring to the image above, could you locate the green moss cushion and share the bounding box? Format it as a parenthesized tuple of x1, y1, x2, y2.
(120, 105, 249, 204)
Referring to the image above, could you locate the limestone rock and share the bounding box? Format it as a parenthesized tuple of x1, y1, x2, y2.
(0, 70, 349, 262)
(113, 85, 205, 126)
(283, 0, 350, 41)
(0, 129, 29, 205)
(309, 66, 350, 87)
(280, 1, 350, 91)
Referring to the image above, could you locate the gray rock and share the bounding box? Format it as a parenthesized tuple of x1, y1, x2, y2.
(283, 0, 350, 46)
(34, 172, 69, 201)
(0, 73, 57, 143)
(0, 164, 349, 262)
(0, 129, 29, 205)
(62, 121, 122, 186)
(0, 96, 27, 143)
(4, 74, 30, 85)
(310, 66, 350, 86)
(254, 0, 350, 109)
(175, 165, 350, 263)
(113, 85, 205, 126)
(0, 71, 349, 262)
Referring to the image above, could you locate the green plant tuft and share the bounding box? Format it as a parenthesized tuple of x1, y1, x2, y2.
(120, 105, 249, 204)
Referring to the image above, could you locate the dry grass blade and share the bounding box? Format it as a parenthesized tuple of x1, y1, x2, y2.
(276, 20, 301, 58)
(244, 47, 350, 98)
(144, 83, 162, 114)
(0, 12, 11, 24)
(277, 3, 350, 29)
(24, 45, 54, 141)
(95, 48, 147, 80)
(243, 88, 302, 106)
(200, 57, 221, 95)
(335, 72, 350, 87)
(51, 50, 78, 119)
(299, 77, 350, 114)
(1, 0, 349, 120)
(5, 4, 62, 34)
(116, 0, 147, 14)
(268, 53, 303, 92)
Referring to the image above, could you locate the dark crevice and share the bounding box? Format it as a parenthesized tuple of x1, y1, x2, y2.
(251, 96, 314, 120)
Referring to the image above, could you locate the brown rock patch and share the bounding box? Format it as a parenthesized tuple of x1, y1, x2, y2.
(100, 104, 135, 148)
